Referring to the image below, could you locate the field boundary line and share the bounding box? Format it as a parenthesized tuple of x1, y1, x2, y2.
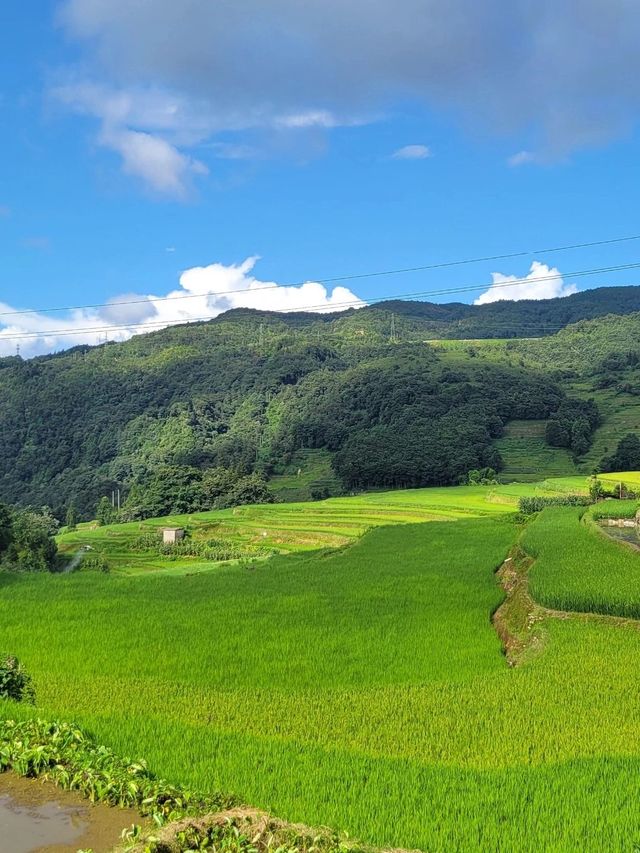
(493, 537, 640, 667)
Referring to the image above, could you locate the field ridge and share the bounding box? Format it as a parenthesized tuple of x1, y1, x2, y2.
(496, 526, 640, 666)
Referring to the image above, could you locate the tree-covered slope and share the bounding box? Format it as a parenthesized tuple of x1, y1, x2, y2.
(2, 291, 638, 518)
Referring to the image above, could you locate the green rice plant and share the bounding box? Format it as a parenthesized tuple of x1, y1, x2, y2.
(590, 499, 639, 520)
(523, 506, 640, 615)
(6, 494, 640, 850)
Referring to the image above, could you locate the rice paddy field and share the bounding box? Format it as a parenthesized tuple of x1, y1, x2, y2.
(4, 478, 640, 850)
(524, 503, 640, 617)
(56, 481, 538, 574)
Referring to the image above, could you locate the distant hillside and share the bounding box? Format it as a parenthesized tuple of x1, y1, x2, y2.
(1, 288, 639, 517)
(219, 284, 640, 341)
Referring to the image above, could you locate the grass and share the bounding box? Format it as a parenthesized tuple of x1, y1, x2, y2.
(494, 420, 579, 481)
(56, 480, 572, 575)
(5, 507, 640, 850)
(268, 449, 343, 502)
(523, 505, 640, 616)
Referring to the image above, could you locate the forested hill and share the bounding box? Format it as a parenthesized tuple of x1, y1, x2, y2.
(370, 285, 640, 338)
(214, 284, 640, 341)
(1, 291, 639, 519)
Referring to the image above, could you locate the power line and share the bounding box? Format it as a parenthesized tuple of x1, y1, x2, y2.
(1, 231, 640, 320)
(3, 259, 640, 343)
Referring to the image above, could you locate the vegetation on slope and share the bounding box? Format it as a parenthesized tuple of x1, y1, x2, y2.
(0, 317, 598, 516)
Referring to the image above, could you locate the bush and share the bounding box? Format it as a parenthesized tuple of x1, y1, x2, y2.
(0, 654, 35, 703)
(81, 551, 110, 572)
(519, 495, 590, 514)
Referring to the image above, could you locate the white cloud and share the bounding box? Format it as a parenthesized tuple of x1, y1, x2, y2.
(99, 127, 208, 198)
(392, 144, 432, 160)
(0, 257, 366, 357)
(507, 150, 536, 167)
(474, 261, 578, 305)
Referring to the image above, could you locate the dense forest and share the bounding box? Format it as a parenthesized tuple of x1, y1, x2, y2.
(1, 289, 639, 519)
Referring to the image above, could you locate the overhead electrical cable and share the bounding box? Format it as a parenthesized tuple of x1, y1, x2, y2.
(2, 260, 640, 342)
(1, 231, 640, 320)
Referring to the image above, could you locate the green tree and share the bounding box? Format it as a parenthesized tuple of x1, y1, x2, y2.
(0, 503, 12, 556)
(65, 500, 78, 532)
(600, 433, 640, 473)
(3, 508, 58, 572)
(589, 476, 604, 503)
(96, 496, 115, 526)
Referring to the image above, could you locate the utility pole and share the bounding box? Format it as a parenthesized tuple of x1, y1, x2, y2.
(117, 489, 121, 512)
(390, 313, 397, 344)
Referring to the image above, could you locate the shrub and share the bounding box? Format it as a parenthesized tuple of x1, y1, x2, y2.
(519, 495, 590, 514)
(0, 654, 35, 703)
(81, 551, 110, 572)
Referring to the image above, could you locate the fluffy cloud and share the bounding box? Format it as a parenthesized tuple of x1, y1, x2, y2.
(50, 1, 640, 193)
(99, 127, 208, 197)
(0, 257, 366, 357)
(392, 145, 432, 160)
(474, 261, 578, 305)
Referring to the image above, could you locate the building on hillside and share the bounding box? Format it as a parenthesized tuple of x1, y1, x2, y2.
(162, 527, 185, 544)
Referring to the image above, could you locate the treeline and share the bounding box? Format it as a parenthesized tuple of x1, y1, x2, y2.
(97, 468, 274, 523)
(0, 505, 58, 572)
(599, 434, 640, 473)
(545, 399, 600, 455)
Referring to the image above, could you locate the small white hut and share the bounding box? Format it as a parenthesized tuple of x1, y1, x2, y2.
(162, 527, 185, 545)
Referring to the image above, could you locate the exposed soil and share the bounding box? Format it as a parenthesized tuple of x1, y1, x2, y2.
(0, 772, 143, 853)
(493, 546, 548, 666)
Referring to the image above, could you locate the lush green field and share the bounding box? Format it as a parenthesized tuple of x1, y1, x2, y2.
(57, 481, 535, 574)
(524, 505, 640, 617)
(5, 501, 640, 850)
(494, 419, 578, 481)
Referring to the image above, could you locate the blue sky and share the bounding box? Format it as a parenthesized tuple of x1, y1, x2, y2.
(3, 0, 640, 354)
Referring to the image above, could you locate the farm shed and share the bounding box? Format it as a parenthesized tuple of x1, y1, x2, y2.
(162, 527, 185, 544)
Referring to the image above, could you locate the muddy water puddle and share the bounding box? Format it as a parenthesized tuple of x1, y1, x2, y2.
(599, 523, 640, 549)
(0, 773, 141, 852)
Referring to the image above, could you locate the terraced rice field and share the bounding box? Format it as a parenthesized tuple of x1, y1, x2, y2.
(4, 481, 640, 850)
(494, 419, 579, 481)
(57, 482, 537, 574)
